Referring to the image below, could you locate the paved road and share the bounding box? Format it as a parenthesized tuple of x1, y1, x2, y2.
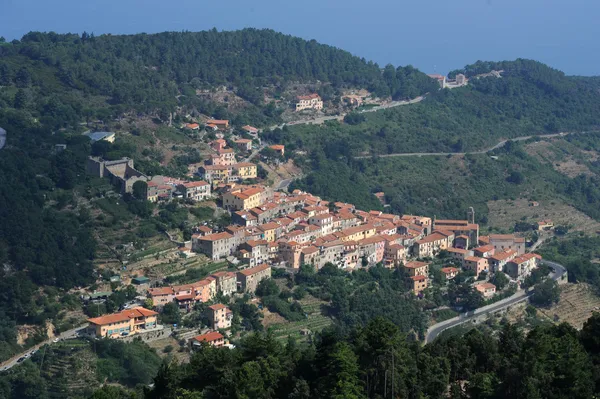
(425, 260, 567, 343)
(0, 324, 88, 371)
(276, 178, 294, 191)
(354, 132, 579, 159)
(243, 144, 265, 162)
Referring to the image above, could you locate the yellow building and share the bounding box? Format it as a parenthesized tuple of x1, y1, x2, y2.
(222, 187, 265, 211)
(201, 164, 231, 185)
(258, 222, 280, 242)
(86, 307, 158, 338)
(340, 224, 376, 242)
(233, 162, 258, 179)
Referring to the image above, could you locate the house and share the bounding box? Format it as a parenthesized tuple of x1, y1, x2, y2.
(239, 240, 269, 266)
(191, 331, 227, 348)
(473, 244, 495, 258)
(185, 123, 200, 130)
(200, 164, 231, 184)
(487, 249, 517, 273)
(210, 271, 237, 296)
(410, 275, 428, 295)
(463, 256, 489, 277)
(207, 304, 233, 330)
(258, 222, 281, 242)
(489, 234, 526, 255)
(178, 181, 211, 201)
(211, 148, 237, 166)
(269, 144, 285, 157)
(148, 287, 175, 307)
(193, 232, 234, 260)
(413, 231, 454, 258)
(475, 283, 496, 298)
(86, 307, 158, 338)
(505, 253, 542, 280)
(237, 263, 272, 294)
(300, 245, 320, 266)
(211, 139, 227, 152)
(295, 94, 323, 111)
(340, 224, 377, 242)
(358, 235, 386, 264)
(384, 244, 406, 268)
(308, 213, 334, 236)
(222, 187, 266, 211)
(404, 260, 429, 277)
(234, 138, 253, 152)
(537, 220, 554, 231)
(232, 162, 258, 180)
(242, 125, 259, 135)
(206, 120, 230, 130)
(195, 278, 217, 303)
(146, 182, 175, 202)
(440, 267, 459, 280)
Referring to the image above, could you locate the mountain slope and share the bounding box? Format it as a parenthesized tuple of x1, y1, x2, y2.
(0, 29, 437, 129)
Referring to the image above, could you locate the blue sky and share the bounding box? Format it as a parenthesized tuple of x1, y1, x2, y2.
(1, 0, 599, 76)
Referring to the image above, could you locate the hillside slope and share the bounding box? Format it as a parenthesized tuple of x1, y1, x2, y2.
(275, 59, 600, 157)
(0, 29, 437, 129)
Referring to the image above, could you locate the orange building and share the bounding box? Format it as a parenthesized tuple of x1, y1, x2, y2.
(86, 307, 158, 338)
(191, 331, 228, 348)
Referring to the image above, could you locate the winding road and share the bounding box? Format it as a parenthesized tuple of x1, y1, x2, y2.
(355, 132, 575, 159)
(425, 260, 568, 343)
(0, 324, 88, 371)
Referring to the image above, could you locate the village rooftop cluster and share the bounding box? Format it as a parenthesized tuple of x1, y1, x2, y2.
(85, 180, 544, 347)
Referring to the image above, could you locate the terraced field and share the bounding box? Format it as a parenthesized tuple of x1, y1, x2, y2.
(267, 295, 332, 342)
(538, 283, 600, 329)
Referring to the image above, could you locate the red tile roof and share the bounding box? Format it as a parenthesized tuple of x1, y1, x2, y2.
(183, 181, 209, 188)
(193, 331, 224, 343)
(238, 263, 270, 276)
(200, 232, 233, 242)
(208, 303, 229, 311)
(148, 287, 174, 296)
(405, 261, 429, 269)
(441, 267, 459, 274)
(87, 307, 158, 326)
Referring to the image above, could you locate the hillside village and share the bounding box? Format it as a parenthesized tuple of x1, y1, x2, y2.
(79, 115, 548, 349)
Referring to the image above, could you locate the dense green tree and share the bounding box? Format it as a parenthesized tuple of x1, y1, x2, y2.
(490, 271, 510, 290)
(256, 278, 280, 297)
(531, 279, 560, 306)
(132, 180, 148, 201)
